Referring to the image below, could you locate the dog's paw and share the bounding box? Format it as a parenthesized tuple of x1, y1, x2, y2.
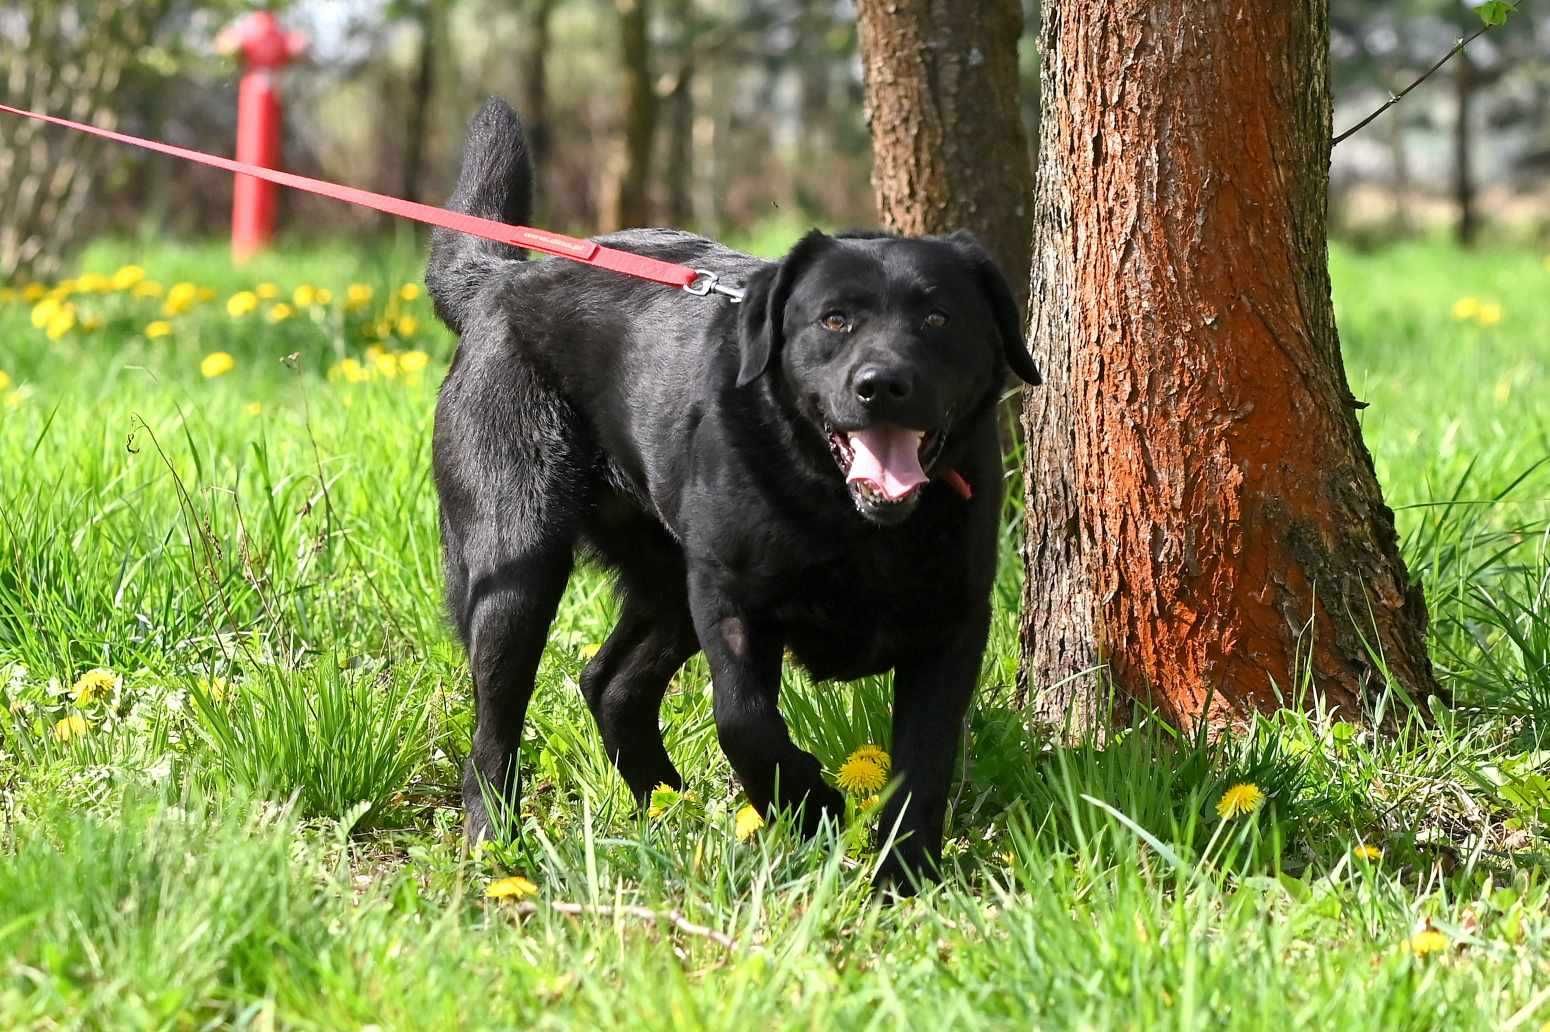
(763, 779, 846, 838)
(794, 782, 847, 837)
(871, 842, 940, 898)
(464, 805, 492, 844)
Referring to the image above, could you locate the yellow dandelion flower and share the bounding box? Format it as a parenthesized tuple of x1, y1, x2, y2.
(836, 756, 888, 794)
(736, 804, 765, 842)
(145, 321, 174, 340)
(255, 282, 280, 300)
(848, 744, 891, 772)
(71, 668, 117, 706)
(226, 291, 259, 318)
(1352, 844, 1383, 862)
(22, 283, 47, 302)
(1476, 302, 1502, 327)
(648, 782, 680, 819)
(197, 287, 216, 301)
(201, 352, 236, 379)
(399, 350, 431, 375)
(345, 283, 374, 310)
(163, 282, 199, 316)
(1216, 782, 1265, 820)
(111, 265, 146, 290)
(329, 358, 371, 384)
(0, 371, 10, 392)
(293, 284, 318, 308)
(370, 349, 401, 379)
(53, 712, 89, 742)
(133, 280, 165, 299)
(1451, 297, 1481, 321)
(485, 875, 539, 900)
(244, 402, 263, 416)
(46, 306, 77, 341)
(30, 296, 61, 329)
(396, 315, 419, 337)
(315, 287, 334, 305)
(77, 272, 112, 293)
(266, 303, 295, 324)
(399, 282, 423, 301)
(1406, 928, 1448, 957)
(370, 319, 393, 341)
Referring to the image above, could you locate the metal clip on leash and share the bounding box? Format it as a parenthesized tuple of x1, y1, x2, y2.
(684, 270, 747, 303)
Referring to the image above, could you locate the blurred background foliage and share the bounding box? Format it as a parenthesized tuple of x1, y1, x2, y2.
(1, 0, 1548, 279)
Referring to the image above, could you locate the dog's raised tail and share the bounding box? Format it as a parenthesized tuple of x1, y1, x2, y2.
(426, 97, 534, 334)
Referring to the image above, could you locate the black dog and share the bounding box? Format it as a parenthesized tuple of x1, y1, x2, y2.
(426, 98, 1040, 889)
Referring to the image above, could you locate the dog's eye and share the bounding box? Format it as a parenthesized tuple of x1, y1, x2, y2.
(923, 310, 949, 330)
(819, 312, 850, 333)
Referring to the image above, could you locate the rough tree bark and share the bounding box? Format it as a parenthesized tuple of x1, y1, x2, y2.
(1019, 0, 1438, 730)
(603, 0, 657, 230)
(855, 0, 1034, 314)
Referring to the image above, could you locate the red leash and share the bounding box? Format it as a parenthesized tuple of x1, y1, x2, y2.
(0, 102, 744, 301)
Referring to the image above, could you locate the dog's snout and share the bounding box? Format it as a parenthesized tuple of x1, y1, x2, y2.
(853, 365, 913, 406)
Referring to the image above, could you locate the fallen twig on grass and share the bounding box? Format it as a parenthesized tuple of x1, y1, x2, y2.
(511, 901, 738, 949)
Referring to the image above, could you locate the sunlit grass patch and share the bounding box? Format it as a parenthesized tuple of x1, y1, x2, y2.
(190, 660, 433, 823)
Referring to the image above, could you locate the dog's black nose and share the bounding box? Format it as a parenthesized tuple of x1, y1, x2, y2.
(854, 366, 913, 406)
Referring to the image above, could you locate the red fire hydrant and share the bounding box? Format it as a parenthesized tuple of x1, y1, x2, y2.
(216, 11, 307, 262)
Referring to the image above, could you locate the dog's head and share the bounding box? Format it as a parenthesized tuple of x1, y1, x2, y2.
(737, 229, 1040, 525)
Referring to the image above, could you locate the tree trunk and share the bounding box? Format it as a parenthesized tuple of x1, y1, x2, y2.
(664, 62, 694, 227)
(518, 0, 557, 206)
(1018, 0, 1437, 731)
(603, 0, 657, 231)
(1387, 18, 1412, 236)
(1453, 2, 1479, 248)
(402, 0, 438, 203)
(855, 0, 1034, 315)
(662, 0, 695, 227)
(793, 0, 833, 193)
(1387, 99, 1412, 236)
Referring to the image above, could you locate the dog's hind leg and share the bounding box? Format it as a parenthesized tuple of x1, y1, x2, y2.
(578, 510, 699, 801)
(435, 317, 589, 842)
(579, 586, 698, 801)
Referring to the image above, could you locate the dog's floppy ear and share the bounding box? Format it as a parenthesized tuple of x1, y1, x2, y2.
(946, 230, 1042, 386)
(737, 230, 831, 388)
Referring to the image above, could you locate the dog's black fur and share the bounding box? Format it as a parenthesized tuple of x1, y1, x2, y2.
(427, 98, 1040, 889)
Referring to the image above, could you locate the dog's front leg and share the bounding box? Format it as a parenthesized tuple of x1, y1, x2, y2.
(688, 572, 844, 835)
(875, 605, 991, 893)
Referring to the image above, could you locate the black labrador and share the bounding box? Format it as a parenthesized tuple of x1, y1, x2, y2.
(426, 98, 1041, 889)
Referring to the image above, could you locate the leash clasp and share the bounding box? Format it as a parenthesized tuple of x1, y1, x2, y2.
(684, 269, 747, 304)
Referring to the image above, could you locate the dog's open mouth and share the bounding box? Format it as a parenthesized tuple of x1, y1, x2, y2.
(825, 423, 945, 522)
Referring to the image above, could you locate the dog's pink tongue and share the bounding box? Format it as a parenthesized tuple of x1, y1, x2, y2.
(846, 427, 927, 501)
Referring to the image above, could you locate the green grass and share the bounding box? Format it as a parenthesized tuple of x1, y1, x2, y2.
(1, 235, 1549, 1028)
